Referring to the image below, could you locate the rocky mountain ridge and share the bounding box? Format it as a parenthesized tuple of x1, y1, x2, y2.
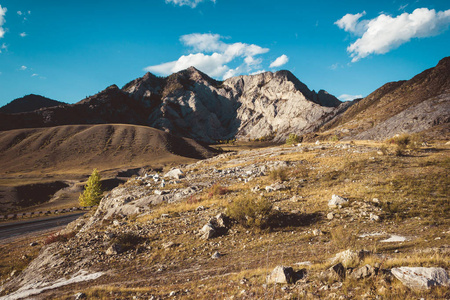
(320, 56, 450, 140)
(0, 68, 342, 143)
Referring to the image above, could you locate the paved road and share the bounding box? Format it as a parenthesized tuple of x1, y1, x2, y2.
(0, 212, 85, 241)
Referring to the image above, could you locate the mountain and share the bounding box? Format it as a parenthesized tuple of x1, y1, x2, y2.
(0, 94, 65, 114)
(320, 56, 450, 140)
(0, 68, 341, 143)
(0, 124, 218, 176)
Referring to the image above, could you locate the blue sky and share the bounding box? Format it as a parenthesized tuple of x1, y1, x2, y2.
(0, 0, 449, 106)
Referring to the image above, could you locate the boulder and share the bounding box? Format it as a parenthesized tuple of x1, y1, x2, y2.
(199, 223, 216, 240)
(391, 267, 450, 290)
(164, 168, 184, 180)
(328, 195, 348, 209)
(267, 266, 296, 284)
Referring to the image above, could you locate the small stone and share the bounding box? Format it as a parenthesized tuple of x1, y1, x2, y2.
(169, 290, 177, 296)
(163, 241, 175, 249)
(328, 195, 348, 209)
(312, 229, 322, 236)
(352, 264, 375, 279)
(327, 212, 334, 220)
(211, 251, 221, 259)
(196, 205, 205, 212)
(75, 292, 87, 300)
(369, 213, 380, 222)
(29, 242, 38, 246)
(106, 243, 122, 255)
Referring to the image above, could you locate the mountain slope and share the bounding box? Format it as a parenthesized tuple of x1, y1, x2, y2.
(0, 124, 218, 176)
(0, 94, 65, 114)
(320, 56, 450, 140)
(0, 68, 341, 143)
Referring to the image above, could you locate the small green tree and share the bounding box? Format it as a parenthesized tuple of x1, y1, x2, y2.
(285, 133, 300, 145)
(79, 169, 103, 206)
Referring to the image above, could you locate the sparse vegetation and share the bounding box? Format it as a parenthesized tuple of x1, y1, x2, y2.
(78, 169, 103, 207)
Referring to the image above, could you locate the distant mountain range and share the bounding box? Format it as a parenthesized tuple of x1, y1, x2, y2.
(0, 94, 64, 114)
(1, 56, 449, 142)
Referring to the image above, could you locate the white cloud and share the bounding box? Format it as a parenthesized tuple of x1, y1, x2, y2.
(0, 43, 6, 53)
(335, 11, 367, 34)
(17, 11, 22, 16)
(145, 33, 269, 79)
(269, 54, 289, 68)
(0, 5, 7, 39)
(165, 0, 215, 8)
(250, 69, 266, 75)
(338, 94, 363, 101)
(20, 65, 27, 70)
(20, 32, 27, 37)
(336, 8, 450, 62)
(31, 73, 38, 77)
(179, 33, 225, 52)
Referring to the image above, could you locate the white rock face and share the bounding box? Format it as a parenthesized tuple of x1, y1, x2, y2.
(391, 267, 450, 290)
(164, 168, 184, 180)
(122, 67, 341, 143)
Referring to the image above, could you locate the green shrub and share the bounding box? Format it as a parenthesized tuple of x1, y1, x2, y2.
(79, 169, 103, 206)
(285, 133, 300, 145)
(226, 194, 273, 228)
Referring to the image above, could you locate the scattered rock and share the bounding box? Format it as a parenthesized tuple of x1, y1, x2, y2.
(106, 243, 123, 255)
(391, 267, 450, 290)
(215, 212, 229, 228)
(327, 212, 334, 220)
(328, 194, 348, 209)
(352, 264, 375, 279)
(29, 242, 38, 247)
(312, 229, 322, 236)
(74, 292, 87, 300)
(265, 183, 286, 192)
(211, 251, 221, 259)
(154, 190, 169, 195)
(290, 195, 302, 202)
(329, 263, 346, 280)
(163, 241, 176, 249)
(369, 213, 380, 221)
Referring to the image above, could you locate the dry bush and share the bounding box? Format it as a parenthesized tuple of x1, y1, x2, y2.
(207, 184, 229, 197)
(269, 167, 289, 182)
(111, 232, 144, 251)
(226, 194, 273, 229)
(44, 231, 76, 245)
(285, 133, 300, 145)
